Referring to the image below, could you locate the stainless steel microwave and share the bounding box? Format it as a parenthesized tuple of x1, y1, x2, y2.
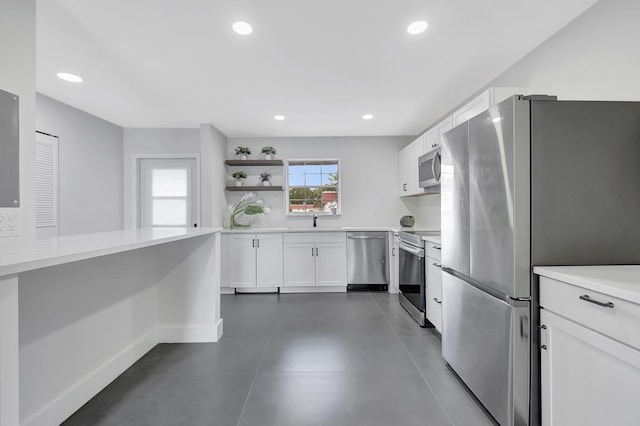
(418, 148, 441, 188)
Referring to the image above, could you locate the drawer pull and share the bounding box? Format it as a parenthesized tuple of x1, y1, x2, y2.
(579, 294, 614, 308)
(432, 297, 442, 304)
(433, 262, 442, 268)
(540, 345, 548, 351)
(432, 245, 441, 250)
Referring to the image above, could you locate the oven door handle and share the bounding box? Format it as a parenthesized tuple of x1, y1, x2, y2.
(398, 241, 424, 258)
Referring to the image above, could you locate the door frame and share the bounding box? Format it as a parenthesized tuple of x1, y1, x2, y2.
(131, 154, 201, 229)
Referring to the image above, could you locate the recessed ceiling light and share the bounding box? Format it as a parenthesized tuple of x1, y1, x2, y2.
(274, 115, 286, 121)
(232, 21, 253, 35)
(407, 21, 428, 35)
(362, 114, 374, 120)
(56, 72, 83, 83)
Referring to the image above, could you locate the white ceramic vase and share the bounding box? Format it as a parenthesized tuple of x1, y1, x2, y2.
(235, 179, 243, 187)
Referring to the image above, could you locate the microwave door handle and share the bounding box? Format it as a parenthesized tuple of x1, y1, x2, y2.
(432, 151, 441, 181)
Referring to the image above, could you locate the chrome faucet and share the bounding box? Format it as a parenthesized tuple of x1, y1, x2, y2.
(313, 214, 319, 228)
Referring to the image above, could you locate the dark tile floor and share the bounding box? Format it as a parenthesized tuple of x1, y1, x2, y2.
(63, 292, 496, 426)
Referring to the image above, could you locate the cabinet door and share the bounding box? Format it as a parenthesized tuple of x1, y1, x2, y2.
(540, 310, 640, 426)
(315, 242, 347, 287)
(398, 143, 413, 196)
(228, 234, 257, 287)
(424, 127, 439, 152)
(283, 241, 315, 287)
(453, 90, 492, 126)
(435, 116, 453, 147)
(425, 259, 442, 332)
(256, 233, 283, 287)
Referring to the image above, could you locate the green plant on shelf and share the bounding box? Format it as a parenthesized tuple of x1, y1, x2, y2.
(259, 172, 272, 182)
(234, 147, 251, 155)
(231, 171, 247, 180)
(260, 146, 277, 155)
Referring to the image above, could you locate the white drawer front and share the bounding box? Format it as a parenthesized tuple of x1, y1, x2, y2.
(284, 232, 345, 244)
(540, 276, 640, 350)
(426, 242, 442, 261)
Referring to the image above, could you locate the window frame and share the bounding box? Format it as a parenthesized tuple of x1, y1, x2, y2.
(285, 159, 341, 216)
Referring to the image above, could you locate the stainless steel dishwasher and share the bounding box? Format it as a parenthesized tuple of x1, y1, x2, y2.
(346, 232, 389, 291)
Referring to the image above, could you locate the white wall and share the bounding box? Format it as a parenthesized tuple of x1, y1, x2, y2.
(123, 128, 200, 228)
(0, 0, 36, 247)
(488, 0, 640, 101)
(200, 124, 228, 228)
(36, 94, 124, 236)
(227, 136, 414, 228)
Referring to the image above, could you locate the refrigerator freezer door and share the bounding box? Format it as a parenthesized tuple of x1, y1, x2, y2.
(468, 97, 531, 298)
(442, 271, 530, 426)
(441, 123, 470, 276)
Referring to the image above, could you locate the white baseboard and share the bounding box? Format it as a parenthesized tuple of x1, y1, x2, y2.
(22, 329, 158, 426)
(280, 286, 347, 293)
(158, 322, 220, 343)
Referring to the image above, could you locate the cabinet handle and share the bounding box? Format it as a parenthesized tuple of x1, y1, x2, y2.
(432, 262, 441, 268)
(311, 247, 315, 257)
(432, 297, 442, 304)
(538, 324, 547, 330)
(315, 247, 319, 256)
(252, 239, 255, 248)
(256, 239, 260, 248)
(432, 245, 441, 250)
(392, 248, 395, 256)
(540, 345, 548, 351)
(403, 183, 407, 192)
(579, 294, 614, 308)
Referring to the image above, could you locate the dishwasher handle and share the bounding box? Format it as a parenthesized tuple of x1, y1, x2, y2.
(347, 235, 387, 239)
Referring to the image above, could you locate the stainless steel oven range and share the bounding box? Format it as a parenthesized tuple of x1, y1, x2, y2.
(398, 230, 440, 327)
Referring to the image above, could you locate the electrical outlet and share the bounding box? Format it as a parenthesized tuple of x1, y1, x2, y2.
(0, 211, 18, 237)
(6, 214, 16, 233)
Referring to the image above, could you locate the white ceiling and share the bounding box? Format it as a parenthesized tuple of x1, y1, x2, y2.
(36, 0, 599, 137)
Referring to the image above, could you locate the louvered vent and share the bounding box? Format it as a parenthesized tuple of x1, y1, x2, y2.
(35, 133, 58, 228)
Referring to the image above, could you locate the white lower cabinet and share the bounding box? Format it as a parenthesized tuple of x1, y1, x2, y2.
(539, 275, 640, 426)
(284, 232, 347, 288)
(424, 241, 442, 332)
(226, 233, 283, 288)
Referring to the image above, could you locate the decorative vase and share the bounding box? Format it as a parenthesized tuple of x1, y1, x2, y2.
(265, 154, 272, 160)
(263, 180, 272, 186)
(235, 179, 243, 187)
(240, 154, 248, 160)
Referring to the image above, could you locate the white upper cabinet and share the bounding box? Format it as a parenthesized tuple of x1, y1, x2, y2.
(398, 87, 527, 198)
(453, 87, 529, 126)
(398, 137, 422, 197)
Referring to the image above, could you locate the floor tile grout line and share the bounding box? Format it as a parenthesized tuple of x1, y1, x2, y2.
(379, 302, 456, 426)
(235, 311, 276, 426)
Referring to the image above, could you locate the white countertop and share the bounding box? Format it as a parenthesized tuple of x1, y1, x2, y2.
(223, 227, 402, 234)
(0, 227, 220, 277)
(535, 265, 640, 305)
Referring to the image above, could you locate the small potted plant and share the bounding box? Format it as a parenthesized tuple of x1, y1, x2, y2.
(235, 147, 251, 160)
(232, 171, 247, 186)
(259, 172, 272, 186)
(261, 146, 277, 160)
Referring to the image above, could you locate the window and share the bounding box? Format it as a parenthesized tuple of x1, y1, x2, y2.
(287, 160, 340, 215)
(139, 158, 199, 228)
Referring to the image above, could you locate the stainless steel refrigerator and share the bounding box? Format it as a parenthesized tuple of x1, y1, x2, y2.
(440, 95, 640, 426)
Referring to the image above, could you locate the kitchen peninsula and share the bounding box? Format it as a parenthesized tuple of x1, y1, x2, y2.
(0, 227, 222, 426)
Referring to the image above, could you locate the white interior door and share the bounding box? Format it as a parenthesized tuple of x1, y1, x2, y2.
(139, 158, 199, 228)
